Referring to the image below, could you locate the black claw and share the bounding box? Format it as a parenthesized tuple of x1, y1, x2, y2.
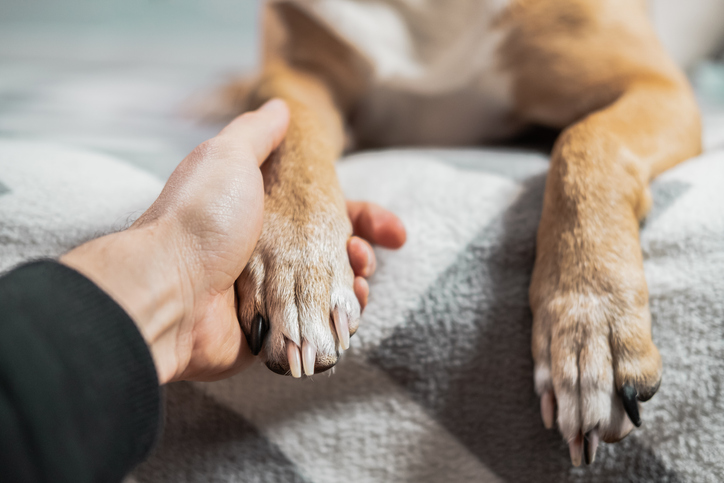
(583, 436, 590, 465)
(248, 315, 268, 356)
(621, 383, 642, 427)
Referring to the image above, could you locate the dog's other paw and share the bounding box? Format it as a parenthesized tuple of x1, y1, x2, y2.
(530, 236, 662, 466)
(236, 207, 359, 377)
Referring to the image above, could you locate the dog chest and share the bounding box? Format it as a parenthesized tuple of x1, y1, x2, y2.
(271, 0, 520, 145)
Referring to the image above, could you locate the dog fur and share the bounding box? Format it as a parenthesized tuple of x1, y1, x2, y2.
(225, 0, 701, 465)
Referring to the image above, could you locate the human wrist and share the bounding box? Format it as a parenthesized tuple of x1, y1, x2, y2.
(60, 223, 189, 384)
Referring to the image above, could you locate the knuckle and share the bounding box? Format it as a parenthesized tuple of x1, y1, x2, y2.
(191, 136, 258, 169)
(191, 138, 225, 160)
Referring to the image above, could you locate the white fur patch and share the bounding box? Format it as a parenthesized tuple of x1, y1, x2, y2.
(534, 365, 552, 395)
(278, 0, 519, 145)
(311, 0, 425, 81)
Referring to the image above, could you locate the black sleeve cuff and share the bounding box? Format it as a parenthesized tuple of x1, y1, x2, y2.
(0, 260, 161, 483)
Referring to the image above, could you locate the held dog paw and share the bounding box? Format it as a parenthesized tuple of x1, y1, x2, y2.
(236, 207, 359, 377)
(530, 239, 662, 465)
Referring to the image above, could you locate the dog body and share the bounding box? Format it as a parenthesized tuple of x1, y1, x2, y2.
(279, 0, 520, 147)
(231, 0, 702, 465)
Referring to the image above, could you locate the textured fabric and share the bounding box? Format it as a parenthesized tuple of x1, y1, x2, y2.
(136, 148, 722, 483)
(0, 261, 161, 482)
(0, 140, 163, 274)
(5, 140, 719, 482)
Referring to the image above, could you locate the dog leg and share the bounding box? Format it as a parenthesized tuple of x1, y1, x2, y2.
(235, 64, 357, 376)
(499, 1, 702, 463)
(530, 79, 701, 463)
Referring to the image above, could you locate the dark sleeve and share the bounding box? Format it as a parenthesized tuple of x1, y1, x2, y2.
(0, 260, 161, 483)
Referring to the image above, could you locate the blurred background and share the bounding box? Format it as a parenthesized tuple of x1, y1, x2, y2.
(1, 0, 723, 179)
(0, 1, 261, 177)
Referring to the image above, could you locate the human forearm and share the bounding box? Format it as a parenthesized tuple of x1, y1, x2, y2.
(61, 224, 190, 384)
(0, 260, 160, 482)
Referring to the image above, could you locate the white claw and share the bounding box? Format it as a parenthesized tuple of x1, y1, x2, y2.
(286, 340, 302, 378)
(302, 340, 316, 376)
(569, 433, 583, 467)
(333, 307, 350, 351)
(541, 390, 556, 430)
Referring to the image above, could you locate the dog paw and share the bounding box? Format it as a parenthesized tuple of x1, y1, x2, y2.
(530, 249, 662, 465)
(236, 208, 359, 377)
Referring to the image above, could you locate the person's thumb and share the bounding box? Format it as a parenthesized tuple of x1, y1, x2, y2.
(217, 98, 290, 165)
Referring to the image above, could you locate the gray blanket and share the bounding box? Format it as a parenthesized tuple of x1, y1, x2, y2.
(134, 149, 724, 483)
(2, 141, 722, 482)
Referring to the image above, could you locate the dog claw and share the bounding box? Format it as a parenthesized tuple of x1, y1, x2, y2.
(584, 429, 599, 465)
(541, 390, 555, 429)
(248, 315, 268, 356)
(569, 433, 583, 467)
(302, 340, 316, 376)
(620, 383, 641, 427)
(286, 340, 302, 378)
(333, 308, 350, 351)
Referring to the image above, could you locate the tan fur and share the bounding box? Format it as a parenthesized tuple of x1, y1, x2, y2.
(234, 4, 367, 374)
(228, 0, 702, 446)
(504, 0, 701, 443)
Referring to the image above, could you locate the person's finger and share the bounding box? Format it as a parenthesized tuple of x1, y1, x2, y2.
(217, 98, 290, 165)
(346, 201, 406, 249)
(348, 236, 376, 278)
(195, 338, 257, 382)
(176, 318, 256, 383)
(353, 276, 370, 313)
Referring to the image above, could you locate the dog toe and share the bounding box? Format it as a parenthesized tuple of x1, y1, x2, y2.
(531, 290, 661, 462)
(236, 209, 357, 377)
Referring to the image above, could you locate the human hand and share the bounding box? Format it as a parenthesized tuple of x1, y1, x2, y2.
(62, 99, 406, 384)
(346, 200, 407, 310)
